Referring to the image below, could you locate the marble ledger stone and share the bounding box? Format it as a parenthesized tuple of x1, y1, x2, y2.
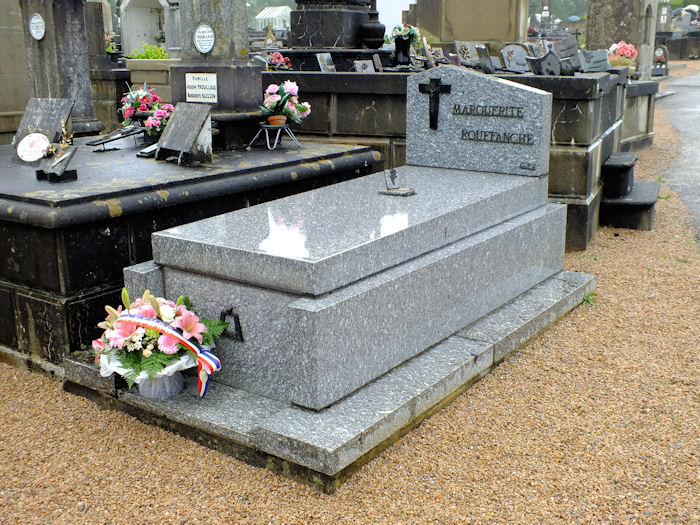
(157, 204, 566, 410)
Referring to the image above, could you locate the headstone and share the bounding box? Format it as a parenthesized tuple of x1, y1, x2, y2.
(559, 57, 576, 76)
(501, 44, 529, 72)
(578, 49, 611, 72)
(169, 0, 261, 115)
(316, 52, 337, 72)
(681, 13, 691, 31)
(353, 60, 375, 72)
(423, 38, 436, 68)
(290, 0, 373, 48)
(475, 45, 495, 73)
(526, 51, 562, 75)
(406, 65, 551, 176)
(154, 102, 212, 166)
(17, 1, 104, 135)
(454, 41, 480, 66)
(552, 36, 581, 69)
(657, 3, 672, 33)
(372, 54, 384, 72)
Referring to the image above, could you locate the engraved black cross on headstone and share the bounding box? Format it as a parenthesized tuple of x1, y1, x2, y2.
(419, 78, 451, 130)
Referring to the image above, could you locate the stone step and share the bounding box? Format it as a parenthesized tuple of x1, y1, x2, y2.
(600, 179, 659, 231)
(64, 270, 595, 493)
(601, 152, 638, 198)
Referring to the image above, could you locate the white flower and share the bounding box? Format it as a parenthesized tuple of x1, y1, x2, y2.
(159, 303, 176, 323)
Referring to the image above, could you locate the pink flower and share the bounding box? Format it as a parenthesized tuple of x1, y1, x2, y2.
(265, 83, 279, 95)
(144, 116, 162, 129)
(121, 96, 128, 104)
(161, 104, 175, 112)
(130, 304, 158, 318)
(138, 103, 148, 111)
(142, 96, 152, 105)
(282, 80, 298, 96)
(172, 308, 207, 344)
(154, 109, 169, 119)
(299, 102, 311, 118)
(123, 106, 135, 118)
(157, 333, 180, 354)
(105, 322, 144, 349)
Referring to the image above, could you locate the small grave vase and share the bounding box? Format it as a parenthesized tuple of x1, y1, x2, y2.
(359, 12, 386, 49)
(137, 371, 184, 399)
(394, 37, 411, 66)
(267, 115, 287, 126)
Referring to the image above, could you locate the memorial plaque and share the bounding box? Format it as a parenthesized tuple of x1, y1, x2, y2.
(185, 73, 218, 104)
(193, 22, 215, 54)
(501, 44, 529, 73)
(406, 66, 552, 176)
(12, 98, 74, 147)
(526, 51, 561, 76)
(552, 37, 581, 69)
(454, 41, 481, 67)
(16, 133, 50, 162)
(353, 60, 375, 73)
(475, 45, 495, 74)
(316, 52, 336, 72)
(578, 49, 610, 73)
(155, 103, 212, 165)
(29, 13, 45, 40)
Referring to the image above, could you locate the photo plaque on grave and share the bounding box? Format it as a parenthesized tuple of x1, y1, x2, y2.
(193, 22, 215, 54)
(29, 13, 44, 40)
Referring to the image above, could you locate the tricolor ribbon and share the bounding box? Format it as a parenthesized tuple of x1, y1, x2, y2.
(114, 314, 221, 398)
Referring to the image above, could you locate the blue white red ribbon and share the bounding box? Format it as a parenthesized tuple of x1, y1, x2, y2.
(114, 314, 221, 398)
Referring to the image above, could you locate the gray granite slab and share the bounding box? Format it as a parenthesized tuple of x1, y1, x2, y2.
(250, 336, 493, 475)
(120, 375, 287, 446)
(406, 66, 552, 176)
(123, 261, 164, 297)
(101, 269, 593, 481)
(501, 44, 530, 73)
(152, 169, 548, 296)
(158, 204, 566, 410)
(457, 271, 596, 362)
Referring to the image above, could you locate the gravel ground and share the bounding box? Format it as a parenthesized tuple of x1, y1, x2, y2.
(0, 67, 698, 525)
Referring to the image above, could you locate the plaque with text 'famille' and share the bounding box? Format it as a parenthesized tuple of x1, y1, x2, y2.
(406, 66, 551, 177)
(185, 73, 218, 104)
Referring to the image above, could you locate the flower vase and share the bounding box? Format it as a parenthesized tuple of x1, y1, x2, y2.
(267, 115, 287, 126)
(394, 37, 411, 66)
(137, 371, 184, 399)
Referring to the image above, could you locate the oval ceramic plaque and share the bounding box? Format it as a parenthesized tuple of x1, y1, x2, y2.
(16, 133, 50, 162)
(193, 23, 215, 54)
(29, 13, 45, 41)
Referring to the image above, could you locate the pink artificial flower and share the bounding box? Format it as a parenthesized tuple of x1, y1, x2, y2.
(92, 339, 105, 351)
(265, 83, 279, 95)
(142, 96, 152, 105)
(157, 333, 180, 354)
(152, 95, 162, 103)
(105, 322, 144, 349)
(144, 116, 162, 129)
(161, 104, 175, 112)
(282, 80, 298, 96)
(121, 96, 128, 104)
(123, 106, 135, 119)
(154, 109, 169, 119)
(299, 102, 311, 118)
(138, 103, 148, 111)
(172, 308, 207, 344)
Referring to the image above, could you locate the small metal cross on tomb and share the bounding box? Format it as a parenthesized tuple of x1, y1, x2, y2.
(419, 77, 451, 130)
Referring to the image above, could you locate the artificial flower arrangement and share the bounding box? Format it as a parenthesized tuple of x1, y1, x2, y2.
(105, 33, 118, 53)
(119, 84, 175, 136)
(655, 54, 667, 65)
(259, 80, 312, 125)
(608, 41, 638, 67)
(267, 51, 292, 70)
(391, 24, 421, 45)
(93, 288, 227, 398)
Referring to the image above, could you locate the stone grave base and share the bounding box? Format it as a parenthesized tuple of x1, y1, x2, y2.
(64, 270, 594, 493)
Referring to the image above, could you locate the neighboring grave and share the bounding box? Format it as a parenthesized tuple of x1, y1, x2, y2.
(17, 0, 104, 135)
(169, 0, 261, 148)
(120, 0, 168, 56)
(454, 41, 481, 67)
(406, 66, 551, 176)
(657, 1, 672, 33)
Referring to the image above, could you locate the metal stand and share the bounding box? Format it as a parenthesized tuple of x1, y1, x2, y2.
(246, 123, 301, 151)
